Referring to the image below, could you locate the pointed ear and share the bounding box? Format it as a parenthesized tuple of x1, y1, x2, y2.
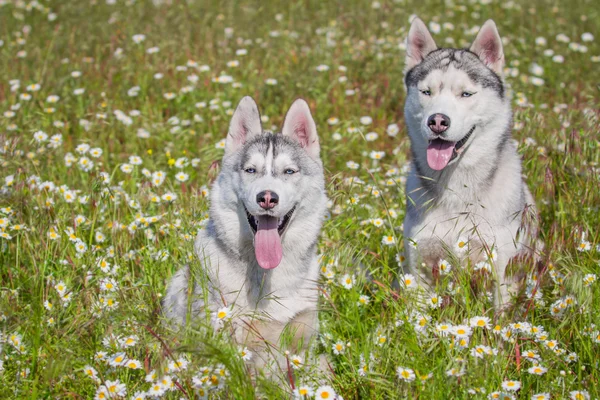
(470, 20, 504, 75)
(281, 99, 320, 159)
(405, 17, 437, 71)
(225, 96, 262, 155)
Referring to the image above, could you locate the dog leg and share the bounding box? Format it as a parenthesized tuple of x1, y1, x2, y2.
(287, 309, 331, 379)
(494, 260, 518, 311)
(494, 252, 531, 315)
(162, 265, 192, 326)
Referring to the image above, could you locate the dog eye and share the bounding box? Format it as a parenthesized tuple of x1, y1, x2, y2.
(284, 169, 297, 175)
(461, 92, 474, 97)
(420, 90, 431, 96)
(244, 167, 256, 174)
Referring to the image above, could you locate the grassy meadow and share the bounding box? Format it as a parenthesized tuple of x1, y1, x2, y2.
(0, 0, 599, 398)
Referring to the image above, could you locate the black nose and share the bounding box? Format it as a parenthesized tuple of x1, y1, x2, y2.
(427, 113, 451, 134)
(257, 190, 279, 209)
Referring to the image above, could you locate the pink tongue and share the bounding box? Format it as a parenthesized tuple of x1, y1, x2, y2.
(427, 139, 456, 170)
(254, 215, 283, 270)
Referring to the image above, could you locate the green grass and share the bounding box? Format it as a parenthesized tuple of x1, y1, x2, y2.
(0, 0, 599, 398)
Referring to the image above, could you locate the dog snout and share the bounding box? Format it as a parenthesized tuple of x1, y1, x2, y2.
(257, 190, 279, 209)
(427, 113, 451, 134)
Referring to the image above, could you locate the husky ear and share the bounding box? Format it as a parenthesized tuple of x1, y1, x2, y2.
(470, 20, 505, 75)
(281, 99, 320, 159)
(405, 17, 438, 71)
(225, 96, 262, 154)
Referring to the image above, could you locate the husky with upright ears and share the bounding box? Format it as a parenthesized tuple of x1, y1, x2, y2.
(401, 18, 539, 310)
(163, 97, 327, 371)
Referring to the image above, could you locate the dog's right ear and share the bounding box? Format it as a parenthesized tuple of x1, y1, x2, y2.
(405, 17, 437, 71)
(470, 20, 504, 76)
(282, 99, 320, 159)
(225, 96, 262, 155)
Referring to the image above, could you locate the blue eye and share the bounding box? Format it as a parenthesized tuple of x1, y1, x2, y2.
(244, 167, 256, 174)
(284, 169, 296, 175)
(462, 92, 474, 97)
(421, 90, 431, 96)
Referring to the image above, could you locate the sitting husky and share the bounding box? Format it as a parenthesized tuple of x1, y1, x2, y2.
(402, 18, 539, 310)
(163, 97, 327, 370)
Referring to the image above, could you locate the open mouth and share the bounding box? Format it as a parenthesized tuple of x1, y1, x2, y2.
(245, 206, 295, 236)
(244, 205, 296, 270)
(426, 126, 476, 170)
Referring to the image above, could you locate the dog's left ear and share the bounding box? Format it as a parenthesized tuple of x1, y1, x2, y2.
(282, 99, 320, 159)
(225, 96, 262, 155)
(405, 17, 438, 72)
(470, 20, 505, 76)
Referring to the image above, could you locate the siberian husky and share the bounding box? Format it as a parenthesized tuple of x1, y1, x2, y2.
(402, 18, 539, 310)
(163, 97, 328, 371)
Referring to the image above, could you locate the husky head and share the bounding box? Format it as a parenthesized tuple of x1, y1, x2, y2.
(211, 97, 326, 270)
(404, 18, 510, 172)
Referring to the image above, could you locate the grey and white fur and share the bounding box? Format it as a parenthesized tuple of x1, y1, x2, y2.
(163, 97, 327, 372)
(402, 18, 539, 310)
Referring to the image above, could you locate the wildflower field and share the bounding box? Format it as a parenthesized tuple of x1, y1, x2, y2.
(1, 0, 599, 399)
